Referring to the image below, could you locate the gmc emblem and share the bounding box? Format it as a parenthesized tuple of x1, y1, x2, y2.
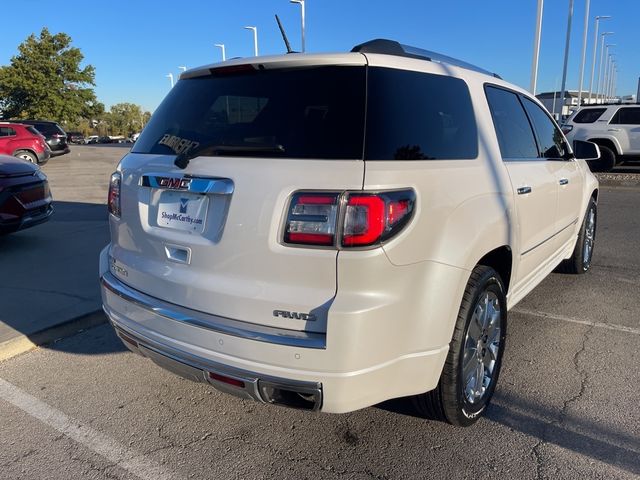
(273, 310, 317, 322)
(158, 177, 191, 190)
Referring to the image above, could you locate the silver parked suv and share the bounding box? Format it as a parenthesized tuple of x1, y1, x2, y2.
(563, 104, 640, 171)
(100, 39, 600, 426)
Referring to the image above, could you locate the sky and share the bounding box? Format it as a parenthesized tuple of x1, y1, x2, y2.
(1, 0, 638, 113)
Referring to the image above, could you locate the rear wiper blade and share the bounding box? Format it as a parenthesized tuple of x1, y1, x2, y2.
(174, 143, 285, 169)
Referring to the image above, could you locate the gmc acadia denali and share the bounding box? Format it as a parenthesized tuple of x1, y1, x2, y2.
(100, 40, 600, 426)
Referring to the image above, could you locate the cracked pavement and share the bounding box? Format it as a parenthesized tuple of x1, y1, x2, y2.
(0, 186, 639, 479)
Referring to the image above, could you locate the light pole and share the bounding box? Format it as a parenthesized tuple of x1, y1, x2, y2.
(606, 57, 616, 101)
(215, 43, 226, 61)
(165, 73, 174, 88)
(530, 0, 544, 94)
(602, 46, 615, 102)
(596, 32, 614, 103)
(558, 0, 574, 120)
(178, 66, 187, 73)
(576, 0, 591, 106)
(244, 26, 258, 56)
(588, 15, 611, 103)
(290, 0, 306, 52)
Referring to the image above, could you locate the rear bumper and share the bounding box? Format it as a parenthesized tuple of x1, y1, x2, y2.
(100, 246, 466, 413)
(37, 149, 51, 165)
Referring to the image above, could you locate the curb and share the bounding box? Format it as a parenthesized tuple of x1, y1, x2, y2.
(594, 172, 640, 188)
(0, 310, 107, 362)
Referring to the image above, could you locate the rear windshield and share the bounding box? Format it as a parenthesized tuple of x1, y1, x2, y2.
(133, 66, 366, 159)
(572, 108, 606, 123)
(133, 65, 477, 161)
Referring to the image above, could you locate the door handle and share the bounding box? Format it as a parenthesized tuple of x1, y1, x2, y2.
(559, 178, 569, 186)
(608, 128, 621, 132)
(517, 186, 532, 195)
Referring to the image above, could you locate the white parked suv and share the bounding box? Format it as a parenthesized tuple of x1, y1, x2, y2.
(563, 104, 640, 171)
(100, 39, 600, 426)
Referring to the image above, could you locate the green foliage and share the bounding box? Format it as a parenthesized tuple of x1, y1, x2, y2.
(0, 27, 101, 122)
(107, 103, 146, 136)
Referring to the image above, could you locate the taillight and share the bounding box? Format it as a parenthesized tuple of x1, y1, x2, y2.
(284, 192, 339, 246)
(343, 191, 415, 247)
(283, 189, 415, 249)
(108, 172, 121, 218)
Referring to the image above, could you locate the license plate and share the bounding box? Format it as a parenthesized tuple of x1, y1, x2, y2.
(157, 191, 208, 233)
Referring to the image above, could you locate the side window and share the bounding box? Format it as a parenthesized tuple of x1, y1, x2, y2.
(573, 108, 606, 123)
(611, 108, 640, 125)
(521, 97, 567, 159)
(364, 68, 478, 160)
(485, 86, 538, 159)
(0, 127, 16, 137)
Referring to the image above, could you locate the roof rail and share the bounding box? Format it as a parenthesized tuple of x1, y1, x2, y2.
(351, 39, 502, 79)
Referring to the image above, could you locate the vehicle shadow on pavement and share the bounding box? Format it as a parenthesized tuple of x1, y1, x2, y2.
(0, 201, 123, 354)
(377, 393, 640, 475)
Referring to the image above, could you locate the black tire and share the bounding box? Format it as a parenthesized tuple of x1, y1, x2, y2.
(14, 150, 37, 164)
(556, 198, 597, 274)
(413, 265, 507, 427)
(587, 145, 616, 172)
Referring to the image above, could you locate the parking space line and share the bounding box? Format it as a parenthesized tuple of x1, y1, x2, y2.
(0, 378, 177, 480)
(512, 308, 640, 335)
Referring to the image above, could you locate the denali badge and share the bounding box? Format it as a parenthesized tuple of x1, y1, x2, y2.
(273, 310, 317, 322)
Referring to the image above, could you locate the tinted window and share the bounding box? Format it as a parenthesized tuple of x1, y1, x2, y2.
(26, 126, 41, 136)
(485, 86, 538, 159)
(365, 68, 477, 160)
(610, 107, 640, 125)
(573, 108, 606, 123)
(133, 66, 366, 159)
(28, 122, 61, 135)
(0, 127, 16, 136)
(522, 97, 567, 159)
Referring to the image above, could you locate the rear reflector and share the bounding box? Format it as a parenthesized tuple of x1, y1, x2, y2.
(284, 192, 339, 246)
(208, 372, 245, 389)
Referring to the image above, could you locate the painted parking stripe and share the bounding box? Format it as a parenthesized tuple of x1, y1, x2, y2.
(0, 378, 177, 480)
(513, 308, 640, 335)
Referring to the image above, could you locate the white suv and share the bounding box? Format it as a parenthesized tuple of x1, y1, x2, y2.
(563, 104, 640, 171)
(100, 39, 600, 426)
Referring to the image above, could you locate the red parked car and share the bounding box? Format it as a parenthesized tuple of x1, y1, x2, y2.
(0, 154, 53, 234)
(0, 122, 51, 165)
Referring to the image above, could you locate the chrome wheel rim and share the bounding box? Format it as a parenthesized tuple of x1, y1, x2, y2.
(583, 208, 595, 268)
(462, 291, 501, 404)
(18, 153, 35, 163)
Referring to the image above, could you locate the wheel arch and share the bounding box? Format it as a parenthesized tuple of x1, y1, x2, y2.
(476, 246, 513, 294)
(588, 137, 621, 156)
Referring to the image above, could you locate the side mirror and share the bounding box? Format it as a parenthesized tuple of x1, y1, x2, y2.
(573, 140, 600, 161)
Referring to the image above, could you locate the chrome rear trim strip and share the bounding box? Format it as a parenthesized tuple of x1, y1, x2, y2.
(101, 272, 326, 349)
(139, 174, 234, 194)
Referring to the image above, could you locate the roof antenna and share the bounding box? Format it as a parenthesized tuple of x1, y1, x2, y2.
(275, 14, 294, 54)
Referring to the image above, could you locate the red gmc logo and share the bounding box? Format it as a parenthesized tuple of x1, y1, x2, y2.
(158, 177, 191, 190)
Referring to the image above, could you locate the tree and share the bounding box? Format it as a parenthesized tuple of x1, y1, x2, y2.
(108, 103, 145, 136)
(0, 28, 100, 122)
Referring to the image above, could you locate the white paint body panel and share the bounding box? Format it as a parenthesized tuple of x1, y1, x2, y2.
(101, 51, 599, 413)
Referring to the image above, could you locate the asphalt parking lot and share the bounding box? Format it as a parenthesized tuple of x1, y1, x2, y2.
(0, 147, 639, 479)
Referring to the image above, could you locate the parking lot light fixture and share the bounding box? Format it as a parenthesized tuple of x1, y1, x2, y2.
(166, 73, 174, 88)
(596, 32, 614, 103)
(244, 26, 259, 56)
(290, 0, 306, 52)
(588, 15, 611, 103)
(215, 43, 226, 61)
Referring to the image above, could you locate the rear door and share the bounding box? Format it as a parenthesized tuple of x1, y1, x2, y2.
(485, 86, 559, 285)
(110, 61, 367, 334)
(521, 96, 584, 248)
(609, 107, 640, 154)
